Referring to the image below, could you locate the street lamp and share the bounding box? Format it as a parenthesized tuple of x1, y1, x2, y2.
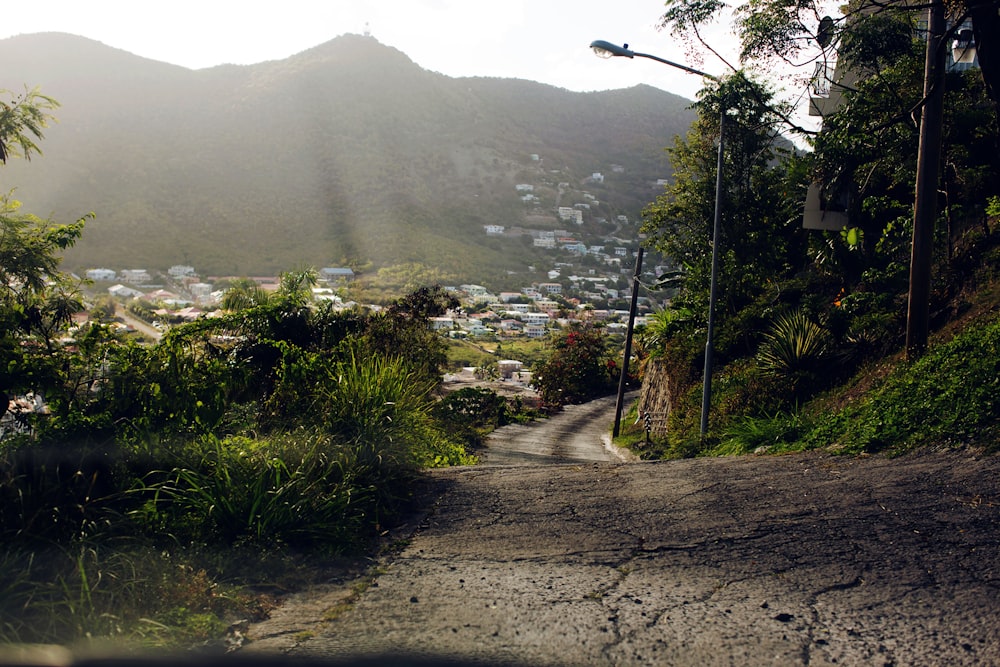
(590, 40, 724, 437)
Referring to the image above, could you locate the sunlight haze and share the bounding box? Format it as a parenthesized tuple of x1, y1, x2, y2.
(2, 0, 742, 101)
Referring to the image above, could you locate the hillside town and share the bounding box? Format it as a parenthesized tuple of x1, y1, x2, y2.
(84, 261, 662, 341)
(83, 171, 678, 341)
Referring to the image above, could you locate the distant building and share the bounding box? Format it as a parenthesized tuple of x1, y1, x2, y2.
(429, 317, 454, 331)
(557, 207, 583, 224)
(189, 282, 213, 297)
(484, 225, 505, 235)
(86, 268, 117, 282)
(119, 269, 151, 284)
(107, 284, 144, 299)
(497, 360, 523, 379)
(320, 267, 355, 283)
(524, 312, 551, 325)
(525, 324, 548, 339)
(168, 265, 196, 278)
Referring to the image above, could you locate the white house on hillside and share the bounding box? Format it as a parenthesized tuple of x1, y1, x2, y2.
(86, 268, 117, 282)
(120, 269, 151, 284)
(108, 284, 144, 299)
(168, 265, 196, 278)
(320, 267, 355, 283)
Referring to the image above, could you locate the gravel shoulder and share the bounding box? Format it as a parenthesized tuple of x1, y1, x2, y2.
(242, 405, 1000, 666)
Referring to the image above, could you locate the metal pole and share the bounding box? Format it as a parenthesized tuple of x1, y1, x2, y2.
(906, 0, 946, 359)
(700, 107, 726, 437)
(613, 247, 644, 437)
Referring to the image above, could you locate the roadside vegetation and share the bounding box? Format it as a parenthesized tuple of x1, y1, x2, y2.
(0, 91, 537, 648)
(617, 0, 1000, 459)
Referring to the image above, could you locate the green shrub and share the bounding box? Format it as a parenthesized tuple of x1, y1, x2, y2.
(714, 411, 811, 456)
(133, 433, 371, 550)
(802, 313, 1000, 453)
(757, 308, 833, 400)
(533, 324, 618, 408)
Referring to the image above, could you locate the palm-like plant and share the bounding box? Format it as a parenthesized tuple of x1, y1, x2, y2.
(757, 308, 831, 386)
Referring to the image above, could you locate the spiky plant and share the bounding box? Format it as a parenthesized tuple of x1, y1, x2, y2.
(757, 308, 831, 397)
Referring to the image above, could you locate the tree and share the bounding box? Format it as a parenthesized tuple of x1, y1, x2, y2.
(0, 87, 58, 164)
(0, 89, 89, 409)
(640, 74, 809, 358)
(659, 0, 1000, 126)
(533, 324, 618, 408)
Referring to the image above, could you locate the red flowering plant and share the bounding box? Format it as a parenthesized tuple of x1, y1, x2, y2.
(533, 323, 618, 409)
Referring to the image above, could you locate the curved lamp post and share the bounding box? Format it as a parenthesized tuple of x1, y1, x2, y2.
(590, 40, 724, 438)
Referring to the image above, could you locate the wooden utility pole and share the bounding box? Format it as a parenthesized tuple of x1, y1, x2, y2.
(906, 0, 946, 359)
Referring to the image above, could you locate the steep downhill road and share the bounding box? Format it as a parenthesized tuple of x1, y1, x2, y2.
(243, 399, 1000, 666)
(477, 394, 635, 466)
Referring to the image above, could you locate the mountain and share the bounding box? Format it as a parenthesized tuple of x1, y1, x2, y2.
(0, 32, 697, 282)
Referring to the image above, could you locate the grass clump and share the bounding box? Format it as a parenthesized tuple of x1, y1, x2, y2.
(799, 312, 1000, 454)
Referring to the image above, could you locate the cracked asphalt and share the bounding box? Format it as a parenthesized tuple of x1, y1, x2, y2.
(243, 398, 1000, 666)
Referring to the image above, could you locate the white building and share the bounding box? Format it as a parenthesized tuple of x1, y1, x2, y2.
(86, 268, 117, 282)
(429, 317, 454, 331)
(320, 267, 355, 283)
(525, 324, 548, 339)
(189, 282, 213, 297)
(119, 269, 151, 284)
(107, 284, 144, 299)
(168, 265, 196, 278)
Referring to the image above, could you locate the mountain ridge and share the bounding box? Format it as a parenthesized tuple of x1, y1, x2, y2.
(1, 32, 697, 282)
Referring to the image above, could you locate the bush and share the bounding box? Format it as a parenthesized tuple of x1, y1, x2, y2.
(756, 308, 833, 400)
(133, 433, 371, 550)
(801, 312, 1000, 453)
(533, 324, 618, 408)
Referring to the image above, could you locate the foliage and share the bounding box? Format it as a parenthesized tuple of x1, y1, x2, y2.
(799, 311, 1000, 454)
(134, 433, 372, 550)
(532, 323, 618, 408)
(637, 306, 696, 358)
(713, 410, 812, 456)
(0, 86, 58, 163)
(756, 307, 832, 397)
(1, 176, 475, 646)
(0, 543, 267, 646)
(658, 0, 1000, 130)
(640, 73, 809, 361)
(432, 387, 535, 448)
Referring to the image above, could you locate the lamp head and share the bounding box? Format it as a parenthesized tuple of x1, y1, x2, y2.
(590, 40, 634, 59)
(952, 28, 977, 65)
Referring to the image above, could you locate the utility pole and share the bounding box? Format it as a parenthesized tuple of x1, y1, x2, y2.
(613, 247, 643, 438)
(906, 0, 946, 359)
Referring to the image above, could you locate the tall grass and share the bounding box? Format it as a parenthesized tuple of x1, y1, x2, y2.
(134, 434, 371, 550)
(713, 411, 810, 456)
(0, 542, 258, 647)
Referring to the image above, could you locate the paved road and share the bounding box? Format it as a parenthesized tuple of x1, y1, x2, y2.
(243, 404, 1000, 666)
(478, 394, 635, 466)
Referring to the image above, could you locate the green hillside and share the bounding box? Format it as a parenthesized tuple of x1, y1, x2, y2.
(0, 32, 696, 280)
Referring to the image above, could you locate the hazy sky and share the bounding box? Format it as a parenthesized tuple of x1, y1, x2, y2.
(1, 0, 748, 102)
